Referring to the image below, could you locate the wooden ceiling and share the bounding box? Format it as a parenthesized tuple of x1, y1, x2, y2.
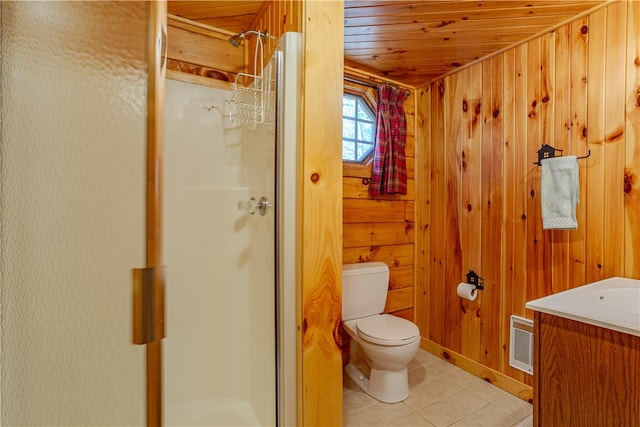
(167, 0, 609, 86)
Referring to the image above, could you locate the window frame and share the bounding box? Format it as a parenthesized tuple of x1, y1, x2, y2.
(342, 84, 377, 164)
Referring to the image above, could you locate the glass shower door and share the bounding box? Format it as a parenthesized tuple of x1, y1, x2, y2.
(1, 2, 149, 424)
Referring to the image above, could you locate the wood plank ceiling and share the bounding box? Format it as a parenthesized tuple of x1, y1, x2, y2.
(167, 0, 610, 86)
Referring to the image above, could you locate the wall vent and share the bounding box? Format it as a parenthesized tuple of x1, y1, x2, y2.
(509, 315, 533, 374)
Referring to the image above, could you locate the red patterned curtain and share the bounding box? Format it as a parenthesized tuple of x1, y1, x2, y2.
(370, 84, 410, 196)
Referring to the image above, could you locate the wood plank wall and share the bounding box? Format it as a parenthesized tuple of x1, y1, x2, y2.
(166, 0, 301, 87)
(251, 0, 301, 74)
(343, 78, 417, 323)
(417, 0, 640, 392)
(299, 2, 344, 426)
(166, 15, 243, 86)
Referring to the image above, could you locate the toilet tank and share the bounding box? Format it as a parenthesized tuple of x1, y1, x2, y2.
(342, 262, 389, 321)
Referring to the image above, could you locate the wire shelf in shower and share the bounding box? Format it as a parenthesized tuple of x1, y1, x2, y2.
(228, 72, 273, 129)
(226, 29, 274, 130)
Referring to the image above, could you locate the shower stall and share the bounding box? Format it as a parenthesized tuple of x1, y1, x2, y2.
(162, 32, 300, 426)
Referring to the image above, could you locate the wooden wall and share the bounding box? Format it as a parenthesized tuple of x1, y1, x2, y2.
(166, 0, 301, 88)
(342, 76, 417, 322)
(252, 0, 301, 63)
(166, 15, 243, 86)
(416, 0, 640, 397)
(299, 2, 345, 426)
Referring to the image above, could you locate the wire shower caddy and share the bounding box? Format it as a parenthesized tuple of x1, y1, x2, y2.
(227, 30, 274, 129)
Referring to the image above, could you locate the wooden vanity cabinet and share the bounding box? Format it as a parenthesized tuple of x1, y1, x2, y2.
(533, 312, 640, 427)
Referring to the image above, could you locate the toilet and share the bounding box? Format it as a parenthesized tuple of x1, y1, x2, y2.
(342, 262, 421, 403)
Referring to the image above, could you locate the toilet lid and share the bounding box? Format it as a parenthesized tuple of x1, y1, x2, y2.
(356, 314, 420, 346)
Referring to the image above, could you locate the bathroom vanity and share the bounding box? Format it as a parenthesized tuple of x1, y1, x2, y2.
(526, 278, 640, 427)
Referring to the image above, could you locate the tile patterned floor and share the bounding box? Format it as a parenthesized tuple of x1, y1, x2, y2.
(344, 349, 533, 427)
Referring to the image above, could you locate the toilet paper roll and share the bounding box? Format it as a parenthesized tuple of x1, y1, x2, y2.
(457, 282, 477, 301)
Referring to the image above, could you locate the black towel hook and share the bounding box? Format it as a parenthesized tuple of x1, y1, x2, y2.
(577, 150, 592, 161)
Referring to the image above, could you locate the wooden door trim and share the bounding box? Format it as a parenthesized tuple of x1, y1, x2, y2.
(146, 1, 167, 426)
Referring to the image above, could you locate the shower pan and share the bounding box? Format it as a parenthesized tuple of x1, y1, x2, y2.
(162, 32, 300, 426)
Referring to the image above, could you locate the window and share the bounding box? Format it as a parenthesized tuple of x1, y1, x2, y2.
(343, 92, 376, 163)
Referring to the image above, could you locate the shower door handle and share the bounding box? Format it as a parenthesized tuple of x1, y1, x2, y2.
(238, 196, 272, 216)
(132, 266, 165, 344)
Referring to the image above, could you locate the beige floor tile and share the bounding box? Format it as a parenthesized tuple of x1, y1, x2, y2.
(511, 413, 533, 427)
(344, 390, 367, 415)
(469, 405, 519, 427)
(413, 349, 442, 366)
(344, 407, 385, 427)
(408, 364, 430, 388)
(403, 382, 442, 411)
(441, 388, 491, 415)
(386, 412, 436, 427)
(427, 358, 461, 375)
(408, 359, 424, 371)
(422, 361, 454, 378)
(488, 394, 532, 420)
(424, 372, 466, 398)
(353, 389, 378, 407)
(453, 381, 497, 405)
(418, 401, 466, 426)
(344, 375, 380, 408)
(465, 379, 512, 402)
(448, 369, 486, 388)
(366, 401, 415, 424)
(449, 417, 483, 427)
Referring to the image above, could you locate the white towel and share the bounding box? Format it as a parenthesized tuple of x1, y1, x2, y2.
(540, 156, 579, 230)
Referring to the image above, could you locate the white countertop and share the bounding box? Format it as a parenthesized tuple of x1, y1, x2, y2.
(525, 277, 640, 337)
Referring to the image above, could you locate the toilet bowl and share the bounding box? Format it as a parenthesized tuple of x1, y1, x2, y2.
(342, 262, 421, 403)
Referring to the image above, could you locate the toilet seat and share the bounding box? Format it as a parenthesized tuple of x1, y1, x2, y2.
(356, 314, 420, 346)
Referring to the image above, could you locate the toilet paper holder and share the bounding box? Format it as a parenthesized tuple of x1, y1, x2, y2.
(466, 270, 484, 290)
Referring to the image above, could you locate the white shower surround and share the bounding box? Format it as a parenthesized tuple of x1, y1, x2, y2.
(163, 32, 300, 426)
(163, 78, 276, 426)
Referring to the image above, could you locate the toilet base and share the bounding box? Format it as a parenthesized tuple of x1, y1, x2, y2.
(345, 362, 409, 403)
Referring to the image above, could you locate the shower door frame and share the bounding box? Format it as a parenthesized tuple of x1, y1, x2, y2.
(146, 1, 167, 425)
(274, 32, 302, 427)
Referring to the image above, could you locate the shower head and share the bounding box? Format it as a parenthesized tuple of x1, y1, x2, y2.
(228, 33, 245, 48)
(228, 30, 269, 48)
